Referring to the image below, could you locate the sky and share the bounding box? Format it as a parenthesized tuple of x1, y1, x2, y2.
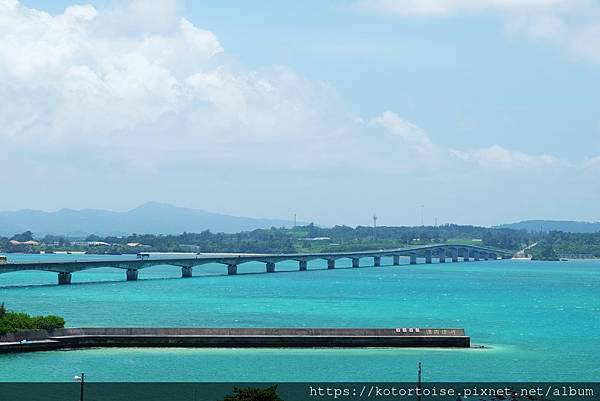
(1, 0, 600, 227)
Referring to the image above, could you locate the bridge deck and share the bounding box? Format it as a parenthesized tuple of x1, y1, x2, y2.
(0, 244, 512, 284)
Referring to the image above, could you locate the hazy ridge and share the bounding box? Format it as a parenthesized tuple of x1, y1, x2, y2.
(496, 220, 600, 233)
(0, 202, 302, 236)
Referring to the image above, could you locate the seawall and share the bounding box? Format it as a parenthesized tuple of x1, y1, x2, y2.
(0, 327, 470, 353)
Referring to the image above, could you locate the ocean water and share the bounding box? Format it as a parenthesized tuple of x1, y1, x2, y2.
(0, 255, 599, 382)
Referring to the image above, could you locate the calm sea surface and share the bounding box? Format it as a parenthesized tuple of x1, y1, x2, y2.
(0, 254, 599, 381)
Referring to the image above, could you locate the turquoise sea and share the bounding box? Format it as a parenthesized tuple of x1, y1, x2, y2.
(0, 255, 599, 382)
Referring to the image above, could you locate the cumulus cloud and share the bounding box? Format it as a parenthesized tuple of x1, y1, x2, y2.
(1, 0, 595, 224)
(0, 0, 355, 172)
(356, 0, 600, 64)
(0, 0, 572, 174)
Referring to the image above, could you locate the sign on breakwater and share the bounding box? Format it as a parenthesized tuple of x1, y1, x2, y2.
(0, 327, 470, 353)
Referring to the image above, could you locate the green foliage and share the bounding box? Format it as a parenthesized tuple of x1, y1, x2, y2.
(31, 315, 65, 330)
(5, 224, 600, 257)
(531, 240, 559, 261)
(220, 386, 283, 401)
(542, 231, 600, 257)
(0, 223, 541, 255)
(0, 305, 65, 335)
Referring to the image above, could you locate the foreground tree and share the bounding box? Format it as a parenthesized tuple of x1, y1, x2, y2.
(220, 386, 283, 401)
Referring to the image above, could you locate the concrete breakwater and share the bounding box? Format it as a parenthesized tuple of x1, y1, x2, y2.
(0, 327, 470, 353)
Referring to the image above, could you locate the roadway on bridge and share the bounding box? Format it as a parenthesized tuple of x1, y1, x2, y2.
(0, 244, 513, 285)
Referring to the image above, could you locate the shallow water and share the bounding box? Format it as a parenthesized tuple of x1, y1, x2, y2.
(0, 256, 598, 381)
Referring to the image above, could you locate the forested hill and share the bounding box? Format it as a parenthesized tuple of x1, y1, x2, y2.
(497, 220, 600, 233)
(1, 224, 536, 254)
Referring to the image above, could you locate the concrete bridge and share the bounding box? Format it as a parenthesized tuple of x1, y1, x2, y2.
(0, 244, 512, 285)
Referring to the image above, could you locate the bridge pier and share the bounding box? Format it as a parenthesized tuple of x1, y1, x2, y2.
(126, 269, 139, 281)
(352, 258, 360, 268)
(181, 266, 193, 278)
(439, 248, 446, 263)
(409, 254, 417, 265)
(327, 259, 335, 269)
(374, 256, 381, 267)
(473, 251, 480, 261)
(451, 249, 458, 262)
(393, 255, 400, 265)
(299, 260, 308, 271)
(266, 262, 276, 273)
(490, 254, 497, 260)
(228, 264, 238, 275)
(425, 251, 432, 264)
(58, 272, 71, 285)
(482, 253, 489, 261)
(463, 249, 470, 262)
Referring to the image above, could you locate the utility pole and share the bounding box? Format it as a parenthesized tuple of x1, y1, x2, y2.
(294, 213, 297, 228)
(74, 373, 85, 401)
(416, 362, 422, 401)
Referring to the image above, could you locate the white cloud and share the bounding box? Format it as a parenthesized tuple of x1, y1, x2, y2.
(452, 144, 565, 170)
(357, 0, 583, 17)
(357, 0, 600, 64)
(373, 112, 569, 170)
(0, 0, 571, 174)
(374, 111, 434, 152)
(0, 0, 349, 164)
(1, 0, 597, 225)
(582, 155, 600, 170)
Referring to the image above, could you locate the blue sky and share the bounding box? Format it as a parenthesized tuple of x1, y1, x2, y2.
(4, 0, 600, 226)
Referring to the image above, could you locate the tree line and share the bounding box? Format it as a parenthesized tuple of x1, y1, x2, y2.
(0, 224, 541, 254)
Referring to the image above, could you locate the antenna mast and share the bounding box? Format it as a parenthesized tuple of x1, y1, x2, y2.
(373, 215, 378, 241)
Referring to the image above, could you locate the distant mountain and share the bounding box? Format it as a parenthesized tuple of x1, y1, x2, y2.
(0, 202, 305, 237)
(496, 220, 600, 233)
